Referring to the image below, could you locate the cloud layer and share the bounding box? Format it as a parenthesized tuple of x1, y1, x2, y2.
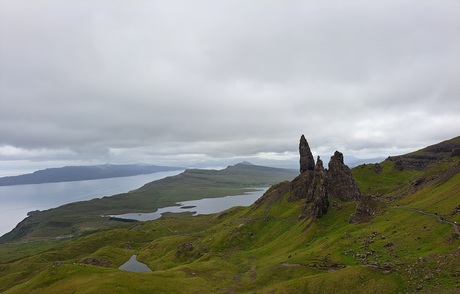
(1, 0, 459, 172)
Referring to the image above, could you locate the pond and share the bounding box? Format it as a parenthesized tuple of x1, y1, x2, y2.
(118, 254, 152, 272)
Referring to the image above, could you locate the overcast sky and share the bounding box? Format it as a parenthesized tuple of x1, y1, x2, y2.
(0, 0, 459, 175)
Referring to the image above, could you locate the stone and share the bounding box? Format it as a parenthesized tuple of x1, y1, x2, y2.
(175, 242, 194, 258)
(290, 172, 314, 201)
(326, 151, 362, 202)
(306, 157, 329, 218)
(291, 136, 365, 220)
(349, 195, 380, 223)
(299, 135, 315, 173)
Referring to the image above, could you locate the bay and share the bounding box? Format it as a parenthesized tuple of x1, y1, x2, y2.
(0, 170, 184, 237)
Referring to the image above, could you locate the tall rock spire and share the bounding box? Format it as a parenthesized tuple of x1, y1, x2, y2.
(308, 156, 329, 218)
(299, 135, 315, 173)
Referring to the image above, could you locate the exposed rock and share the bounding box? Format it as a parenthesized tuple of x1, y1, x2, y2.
(290, 172, 314, 201)
(385, 136, 460, 170)
(373, 163, 383, 174)
(52, 261, 62, 267)
(331, 202, 342, 210)
(305, 157, 329, 218)
(391, 157, 404, 171)
(292, 136, 363, 219)
(27, 210, 41, 217)
(299, 135, 315, 173)
(452, 148, 460, 157)
(255, 181, 291, 206)
(411, 178, 425, 187)
(349, 195, 380, 223)
(325, 151, 362, 202)
(175, 242, 194, 258)
(81, 258, 112, 268)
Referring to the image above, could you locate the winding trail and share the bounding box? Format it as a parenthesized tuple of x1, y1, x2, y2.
(392, 206, 460, 237)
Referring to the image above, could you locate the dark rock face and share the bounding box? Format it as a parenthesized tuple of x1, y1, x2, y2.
(299, 135, 315, 173)
(385, 136, 460, 170)
(452, 148, 460, 157)
(291, 136, 362, 219)
(306, 157, 329, 218)
(349, 195, 380, 223)
(325, 151, 362, 202)
(290, 172, 314, 201)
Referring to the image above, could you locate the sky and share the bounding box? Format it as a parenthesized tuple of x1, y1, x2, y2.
(1, 0, 459, 176)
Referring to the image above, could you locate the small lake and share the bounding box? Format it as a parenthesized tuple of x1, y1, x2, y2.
(110, 188, 268, 221)
(118, 254, 152, 272)
(0, 170, 184, 237)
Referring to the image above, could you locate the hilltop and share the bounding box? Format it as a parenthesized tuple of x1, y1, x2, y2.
(0, 164, 183, 186)
(0, 135, 459, 293)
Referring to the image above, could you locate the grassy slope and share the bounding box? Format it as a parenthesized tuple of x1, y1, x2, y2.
(1, 139, 460, 293)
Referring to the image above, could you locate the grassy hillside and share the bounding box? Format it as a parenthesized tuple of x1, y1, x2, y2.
(1, 137, 459, 293)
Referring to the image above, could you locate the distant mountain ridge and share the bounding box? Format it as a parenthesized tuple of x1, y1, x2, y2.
(0, 164, 183, 186)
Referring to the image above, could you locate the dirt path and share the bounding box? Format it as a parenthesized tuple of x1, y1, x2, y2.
(393, 206, 460, 237)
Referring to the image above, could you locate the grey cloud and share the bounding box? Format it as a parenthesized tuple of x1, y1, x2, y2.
(1, 0, 459, 169)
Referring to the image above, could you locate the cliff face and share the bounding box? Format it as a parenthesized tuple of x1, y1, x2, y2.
(385, 136, 460, 171)
(299, 134, 315, 173)
(326, 151, 361, 202)
(292, 135, 362, 218)
(305, 157, 329, 218)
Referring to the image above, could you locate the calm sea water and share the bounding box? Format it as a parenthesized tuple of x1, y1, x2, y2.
(0, 170, 183, 237)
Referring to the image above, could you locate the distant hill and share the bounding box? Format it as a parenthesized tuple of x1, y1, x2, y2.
(0, 164, 183, 186)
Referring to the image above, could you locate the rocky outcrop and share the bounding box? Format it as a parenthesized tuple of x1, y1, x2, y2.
(349, 194, 380, 223)
(290, 172, 314, 201)
(452, 148, 460, 157)
(305, 157, 329, 218)
(81, 257, 113, 268)
(292, 136, 362, 219)
(385, 136, 460, 170)
(325, 151, 362, 202)
(299, 135, 315, 173)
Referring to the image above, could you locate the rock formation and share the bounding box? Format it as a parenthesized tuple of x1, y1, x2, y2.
(349, 194, 380, 223)
(325, 151, 362, 202)
(305, 157, 329, 218)
(292, 136, 363, 219)
(299, 135, 315, 173)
